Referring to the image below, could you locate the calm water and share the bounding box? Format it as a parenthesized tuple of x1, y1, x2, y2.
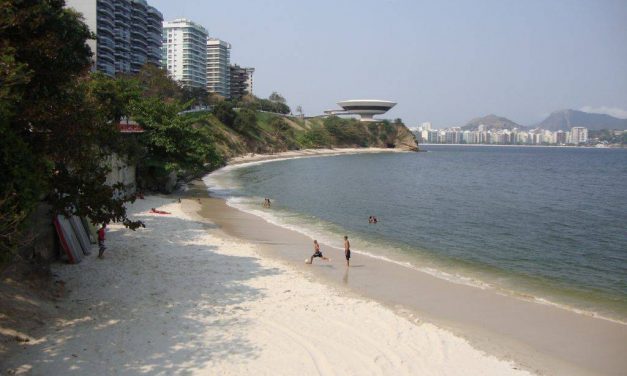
(206, 146, 627, 321)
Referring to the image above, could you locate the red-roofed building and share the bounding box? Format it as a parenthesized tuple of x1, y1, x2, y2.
(116, 120, 144, 133)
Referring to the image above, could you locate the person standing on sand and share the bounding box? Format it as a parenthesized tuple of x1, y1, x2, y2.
(344, 235, 351, 267)
(308, 240, 329, 264)
(97, 223, 107, 259)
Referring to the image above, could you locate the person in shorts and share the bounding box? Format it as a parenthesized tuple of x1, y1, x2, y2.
(308, 240, 329, 264)
(344, 235, 351, 267)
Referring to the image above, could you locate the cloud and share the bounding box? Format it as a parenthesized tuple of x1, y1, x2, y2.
(580, 106, 627, 119)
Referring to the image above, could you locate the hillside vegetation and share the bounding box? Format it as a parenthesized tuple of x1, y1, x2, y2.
(201, 110, 418, 160)
(0, 2, 417, 262)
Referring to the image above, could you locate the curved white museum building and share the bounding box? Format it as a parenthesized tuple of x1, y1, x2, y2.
(325, 99, 396, 121)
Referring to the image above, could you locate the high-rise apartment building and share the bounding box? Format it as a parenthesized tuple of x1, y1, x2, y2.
(570, 127, 588, 144)
(206, 39, 231, 98)
(66, 0, 163, 75)
(555, 130, 567, 145)
(162, 19, 208, 88)
(420, 122, 432, 131)
(229, 64, 255, 100)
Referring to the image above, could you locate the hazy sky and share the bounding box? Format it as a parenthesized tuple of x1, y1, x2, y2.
(150, 0, 627, 126)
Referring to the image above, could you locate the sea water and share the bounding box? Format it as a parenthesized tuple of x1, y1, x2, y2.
(205, 146, 627, 322)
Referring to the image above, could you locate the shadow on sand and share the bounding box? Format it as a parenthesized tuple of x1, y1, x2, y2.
(1, 207, 282, 375)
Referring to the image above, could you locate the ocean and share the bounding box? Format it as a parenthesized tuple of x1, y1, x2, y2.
(205, 145, 627, 322)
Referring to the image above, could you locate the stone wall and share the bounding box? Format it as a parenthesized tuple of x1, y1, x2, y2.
(105, 153, 137, 195)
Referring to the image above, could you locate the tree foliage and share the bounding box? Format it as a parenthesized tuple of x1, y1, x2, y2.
(131, 98, 218, 173)
(87, 72, 222, 190)
(212, 101, 236, 127)
(0, 1, 144, 259)
(88, 72, 142, 123)
(181, 86, 210, 108)
(268, 91, 286, 104)
(235, 94, 291, 114)
(234, 108, 258, 133)
(134, 64, 182, 101)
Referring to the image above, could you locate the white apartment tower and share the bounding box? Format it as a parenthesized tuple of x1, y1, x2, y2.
(206, 39, 231, 98)
(570, 127, 588, 145)
(162, 19, 208, 88)
(244, 67, 255, 95)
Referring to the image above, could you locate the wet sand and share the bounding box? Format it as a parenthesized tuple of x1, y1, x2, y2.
(187, 179, 627, 376)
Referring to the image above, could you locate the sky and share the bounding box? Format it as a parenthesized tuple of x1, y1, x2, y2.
(149, 0, 627, 127)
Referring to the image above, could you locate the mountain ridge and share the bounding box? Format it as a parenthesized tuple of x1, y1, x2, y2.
(534, 109, 627, 131)
(458, 110, 627, 131)
(461, 114, 526, 131)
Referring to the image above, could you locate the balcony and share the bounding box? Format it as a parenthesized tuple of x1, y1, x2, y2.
(97, 0, 115, 17)
(97, 15, 115, 31)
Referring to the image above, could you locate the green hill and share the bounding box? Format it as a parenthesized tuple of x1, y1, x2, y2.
(189, 111, 419, 161)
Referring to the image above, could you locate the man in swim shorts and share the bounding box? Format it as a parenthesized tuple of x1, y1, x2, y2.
(344, 235, 351, 267)
(308, 240, 329, 264)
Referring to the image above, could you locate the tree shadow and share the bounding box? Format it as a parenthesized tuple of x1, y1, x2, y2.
(2, 204, 282, 375)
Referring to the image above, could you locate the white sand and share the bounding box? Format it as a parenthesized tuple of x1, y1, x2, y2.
(2, 195, 531, 375)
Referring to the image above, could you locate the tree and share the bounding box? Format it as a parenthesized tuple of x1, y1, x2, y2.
(0, 1, 143, 259)
(234, 108, 257, 133)
(130, 98, 220, 184)
(269, 91, 286, 104)
(134, 64, 182, 101)
(181, 86, 210, 108)
(88, 72, 142, 123)
(212, 101, 236, 127)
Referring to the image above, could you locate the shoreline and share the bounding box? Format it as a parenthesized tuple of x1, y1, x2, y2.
(197, 151, 627, 375)
(1, 194, 533, 375)
(211, 149, 625, 325)
(225, 147, 411, 166)
(219, 193, 626, 326)
(3, 149, 624, 374)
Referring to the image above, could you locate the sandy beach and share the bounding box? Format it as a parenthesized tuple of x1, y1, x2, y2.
(1, 195, 531, 375)
(2, 148, 626, 375)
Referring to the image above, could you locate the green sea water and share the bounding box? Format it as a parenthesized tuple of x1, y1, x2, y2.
(205, 146, 627, 322)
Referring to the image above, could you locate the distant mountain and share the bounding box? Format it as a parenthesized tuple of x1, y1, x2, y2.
(536, 109, 627, 131)
(462, 114, 525, 131)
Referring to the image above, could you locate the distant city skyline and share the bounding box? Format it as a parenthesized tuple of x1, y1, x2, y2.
(149, 0, 627, 125)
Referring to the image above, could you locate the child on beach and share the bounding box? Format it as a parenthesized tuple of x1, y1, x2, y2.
(307, 240, 329, 264)
(97, 223, 107, 259)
